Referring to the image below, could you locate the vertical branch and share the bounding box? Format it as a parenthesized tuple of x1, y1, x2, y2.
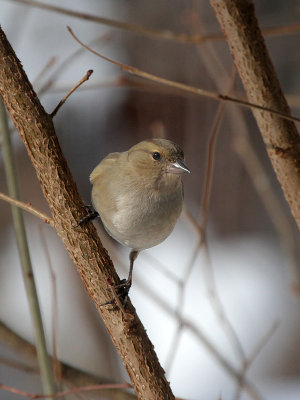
(0, 101, 56, 397)
(0, 26, 174, 400)
(210, 0, 300, 229)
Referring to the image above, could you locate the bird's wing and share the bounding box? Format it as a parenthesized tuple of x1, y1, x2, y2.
(89, 152, 120, 183)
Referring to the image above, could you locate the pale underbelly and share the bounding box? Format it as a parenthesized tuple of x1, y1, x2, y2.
(101, 202, 182, 250)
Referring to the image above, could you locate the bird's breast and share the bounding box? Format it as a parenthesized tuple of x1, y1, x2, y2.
(104, 181, 183, 250)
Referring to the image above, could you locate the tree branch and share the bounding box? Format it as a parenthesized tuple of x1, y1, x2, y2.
(7, 0, 300, 45)
(0, 100, 56, 398)
(67, 26, 300, 124)
(0, 26, 174, 400)
(210, 0, 300, 229)
(0, 192, 53, 225)
(50, 69, 93, 117)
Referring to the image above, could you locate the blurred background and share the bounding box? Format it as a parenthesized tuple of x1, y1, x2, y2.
(0, 1, 300, 399)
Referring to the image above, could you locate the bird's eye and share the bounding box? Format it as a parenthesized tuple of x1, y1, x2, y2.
(152, 152, 161, 161)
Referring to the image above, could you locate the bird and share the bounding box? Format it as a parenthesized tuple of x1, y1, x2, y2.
(88, 138, 190, 299)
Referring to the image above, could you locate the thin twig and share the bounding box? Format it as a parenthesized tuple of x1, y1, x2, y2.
(184, 319, 265, 400)
(164, 323, 184, 376)
(183, 214, 247, 364)
(67, 26, 300, 124)
(57, 380, 85, 400)
(110, 246, 264, 400)
(233, 321, 279, 400)
(0, 321, 137, 400)
(183, 212, 248, 365)
(141, 252, 181, 285)
(32, 57, 57, 88)
(7, 0, 300, 45)
(197, 68, 246, 363)
(200, 101, 226, 238)
(50, 70, 93, 117)
(42, 75, 191, 97)
(0, 100, 56, 398)
(39, 226, 61, 383)
(0, 382, 131, 399)
(164, 242, 199, 375)
(202, 243, 246, 362)
(247, 321, 280, 369)
(38, 32, 112, 97)
(0, 192, 54, 226)
(41, 78, 300, 111)
(6, 0, 218, 45)
(262, 21, 300, 38)
(181, 207, 201, 236)
(0, 356, 38, 374)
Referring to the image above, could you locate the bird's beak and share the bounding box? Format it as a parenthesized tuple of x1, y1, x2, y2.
(167, 159, 190, 175)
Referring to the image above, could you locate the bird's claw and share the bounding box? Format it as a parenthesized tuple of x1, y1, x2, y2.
(73, 205, 99, 228)
(115, 278, 131, 290)
(101, 279, 132, 309)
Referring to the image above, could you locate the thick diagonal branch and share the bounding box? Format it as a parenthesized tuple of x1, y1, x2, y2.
(0, 26, 174, 400)
(210, 0, 300, 229)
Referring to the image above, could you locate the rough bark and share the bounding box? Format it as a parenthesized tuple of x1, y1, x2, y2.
(0, 26, 174, 400)
(210, 0, 300, 229)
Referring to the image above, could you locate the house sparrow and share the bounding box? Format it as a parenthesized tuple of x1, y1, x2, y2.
(89, 138, 190, 297)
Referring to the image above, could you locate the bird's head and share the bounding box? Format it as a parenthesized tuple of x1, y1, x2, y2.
(127, 139, 190, 184)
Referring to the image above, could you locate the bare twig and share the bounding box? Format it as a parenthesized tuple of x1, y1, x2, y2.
(164, 242, 199, 375)
(6, 0, 217, 45)
(0, 356, 38, 374)
(141, 252, 181, 285)
(32, 57, 57, 88)
(0, 100, 56, 398)
(247, 321, 280, 369)
(183, 212, 247, 364)
(200, 101, 226, 238)
(184, 319, 264, 400)
(0, 321, 137, 400)
(50, 70, 93, 117)
(0, 382, 131, 399)
(67, 26, 300, 125)
(110, 248, 264, 400)
(261, 21, 300, 38)
(233, 321, 279, 400)
(164, 323, 183, 376)
(7, 0, 300, 45)
(37, 32, 112, 97)
(182, 207, 201, 237)
(39, 226, 61, 382)
(0, 192, 54, 226)
(202, 243, 246, 362)
(197, 68, 246, 363)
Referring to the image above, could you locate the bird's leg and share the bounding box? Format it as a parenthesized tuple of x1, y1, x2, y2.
(112, 250, 139, 304)
(116, 250, 139, 290)
(101, 250, 139, 307)
(101, 250, 139, 309)
(73, 205, 99, 228)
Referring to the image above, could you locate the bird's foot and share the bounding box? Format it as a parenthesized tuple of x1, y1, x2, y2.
(73, 205, 99, 228)
(115, 278, 132, 305)
(101, 279, 132, 309)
